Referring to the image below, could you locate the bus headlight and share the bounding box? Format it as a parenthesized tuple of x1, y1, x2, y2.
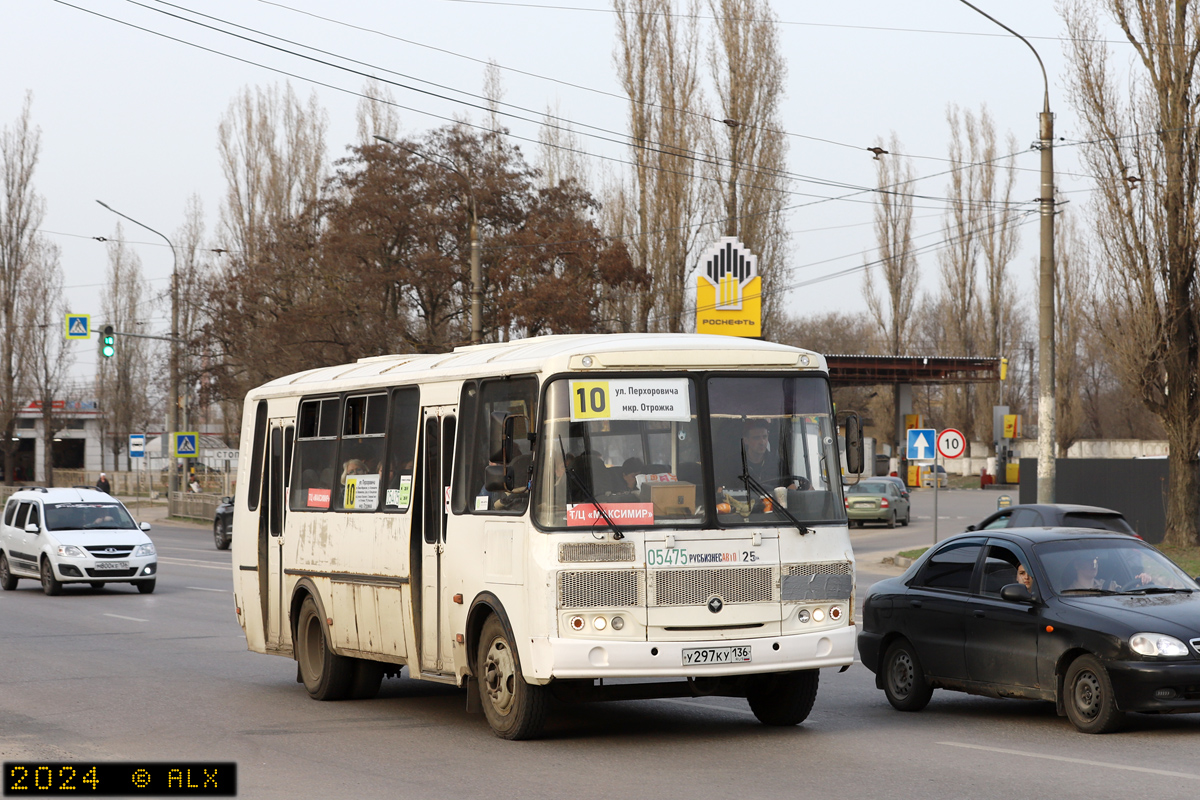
(611, 616, 625, 631)
(569, 615, 585, 631)
(593, 616, 607, 631)
(812, 608, 826, 622)
(797, 609, 810, 623)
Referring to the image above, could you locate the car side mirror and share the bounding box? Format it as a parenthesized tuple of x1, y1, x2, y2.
(221, 496, 232, 505)
(24, 523, 39, 534)
(140, 522, 152, 532)
(965, 524, 976, 532)
(1000, 583, 1034, 603)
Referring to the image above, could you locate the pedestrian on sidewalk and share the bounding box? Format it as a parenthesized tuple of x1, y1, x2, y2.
(96, 473, 111, 494)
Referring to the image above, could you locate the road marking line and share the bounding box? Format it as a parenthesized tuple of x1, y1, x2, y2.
(661, 698, 756, 716)
(157, 557, 229, 571)
(938, 742, 1200, 780)
(103, 613, 148, 622)
(186, 586, 229, 593)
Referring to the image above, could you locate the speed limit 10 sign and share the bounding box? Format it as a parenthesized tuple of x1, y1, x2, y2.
(937, 428, 967, 459)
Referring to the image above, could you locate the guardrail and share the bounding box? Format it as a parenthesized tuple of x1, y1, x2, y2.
(169, 492, 221, 522)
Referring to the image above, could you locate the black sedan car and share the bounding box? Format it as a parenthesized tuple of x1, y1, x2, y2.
(213, 495, 234, 550)
(967, 503, 1138, 536)
(859, 529, 1200, 733)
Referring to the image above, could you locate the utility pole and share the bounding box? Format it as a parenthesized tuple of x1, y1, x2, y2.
(954, 1, 1055, 502)
(96, 200, 180, 494)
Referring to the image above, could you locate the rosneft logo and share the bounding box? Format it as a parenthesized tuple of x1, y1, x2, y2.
(699, 238, 758, 310)
(707, 596, 724, 614)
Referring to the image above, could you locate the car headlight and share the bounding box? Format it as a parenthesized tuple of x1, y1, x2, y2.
(57, 545, 86, 558)
(1130, 633, 1190, 657)
(134, 543, 156, 557)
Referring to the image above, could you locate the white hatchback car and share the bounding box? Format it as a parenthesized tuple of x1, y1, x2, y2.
(0, 488, 158, 595)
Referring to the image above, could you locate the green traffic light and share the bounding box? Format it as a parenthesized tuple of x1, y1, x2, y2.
(102, 343, 115, 358)
(102, 325, 115, 358)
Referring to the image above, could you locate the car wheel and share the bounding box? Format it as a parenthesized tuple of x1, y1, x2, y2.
(1064, 654, 1124, 733)
(887, 512, 897, 529)
(296, 595, 354, 701)
(747, 670, 820, 726)
(214, 518, 230, 550)
(902, 509, 910, 526)
(135, 579, 156, 594)
(477, 614, 547, 740)
(882, 639, 933, 712)
(0, 553, 17, 591)
(40, 558, 63, 596)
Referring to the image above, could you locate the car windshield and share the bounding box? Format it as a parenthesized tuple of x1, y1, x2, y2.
(44, 502, 137, 531)
(1035, 538, 1198, 595)
(847, 482, 890, 495)
(533, 373, 846, 529)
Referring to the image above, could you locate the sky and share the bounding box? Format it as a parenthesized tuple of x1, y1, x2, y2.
(3, 0, 1123, 392)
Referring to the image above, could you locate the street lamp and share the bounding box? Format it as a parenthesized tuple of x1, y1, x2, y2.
(954, 1, 1056, 503)
(95, 199, 182, 494)
(373, 134, 482, 345)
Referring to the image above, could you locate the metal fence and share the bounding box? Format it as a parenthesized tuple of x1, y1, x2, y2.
(169, 492, 222, 523)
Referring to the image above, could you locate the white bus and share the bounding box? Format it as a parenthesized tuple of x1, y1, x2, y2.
(231, 333, 864, 739)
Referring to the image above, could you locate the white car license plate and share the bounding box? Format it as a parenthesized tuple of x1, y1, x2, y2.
(682, 646, 752, 666)
(92, 561, 129, 571)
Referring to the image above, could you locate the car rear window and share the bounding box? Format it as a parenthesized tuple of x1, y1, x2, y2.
(847, 482, 889, 495)
(1061, 512, 1135, 534)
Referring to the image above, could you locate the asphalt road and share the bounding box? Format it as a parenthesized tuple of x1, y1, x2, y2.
(3, 501, 1198, 800)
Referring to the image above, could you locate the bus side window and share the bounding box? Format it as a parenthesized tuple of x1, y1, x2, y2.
(384, 388, 420, 512)
(338, 393, 387, 512)
(454, 377, 538, 515)
(289, 397, 339, 511)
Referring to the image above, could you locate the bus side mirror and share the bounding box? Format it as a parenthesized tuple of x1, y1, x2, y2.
(483, 463, 508, 492)
(489, 412, 530, 464)
(842, 412, 864, 474)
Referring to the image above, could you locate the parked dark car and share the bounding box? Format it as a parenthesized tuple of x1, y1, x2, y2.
(213, 496, 233, 550)
(859, 528, 1200, 733)
(968, 503, 1139, 537)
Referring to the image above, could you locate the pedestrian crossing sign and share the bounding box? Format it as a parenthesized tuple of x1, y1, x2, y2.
(173, 432, 199, 458)
(65, 314, 90, 340)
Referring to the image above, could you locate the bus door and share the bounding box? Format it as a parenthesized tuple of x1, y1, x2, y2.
(418, 406, 456, 674)
(256, 417, 294, 647)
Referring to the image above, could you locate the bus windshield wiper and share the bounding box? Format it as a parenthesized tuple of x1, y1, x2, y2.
(739, 441, 810, 534)
(559, 436, 624, 540)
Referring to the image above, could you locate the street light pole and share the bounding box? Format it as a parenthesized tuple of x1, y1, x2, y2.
(96, 200, 181, 494)
(373, 135, 482, 345)
(954, 1, 1055, 502)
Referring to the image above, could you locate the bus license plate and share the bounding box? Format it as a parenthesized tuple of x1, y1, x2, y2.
(682, 646, 751, 666)
(92, 561, 128, 570)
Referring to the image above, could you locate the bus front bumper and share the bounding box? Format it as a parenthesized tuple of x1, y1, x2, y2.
(528, 624, 857, 680)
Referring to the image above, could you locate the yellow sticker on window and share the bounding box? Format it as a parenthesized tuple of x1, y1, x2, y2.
(570, 381, 611, 420)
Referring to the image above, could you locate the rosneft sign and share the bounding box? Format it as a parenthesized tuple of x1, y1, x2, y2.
(695, 237, 761, 338)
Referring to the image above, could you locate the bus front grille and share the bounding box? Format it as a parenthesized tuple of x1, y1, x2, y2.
(558, 542, 636, 563)
(557, 570, 644, 608)
(651, 567, 775, 606)
(781, 562, 853, 601)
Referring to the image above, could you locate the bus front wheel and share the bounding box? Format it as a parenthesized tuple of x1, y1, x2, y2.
(297, 596, 353, 701)
(476, 614, 547, 740)
(746, 670, 819, 726)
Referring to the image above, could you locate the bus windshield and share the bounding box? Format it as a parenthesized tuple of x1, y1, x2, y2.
(533, 373, 845, 529)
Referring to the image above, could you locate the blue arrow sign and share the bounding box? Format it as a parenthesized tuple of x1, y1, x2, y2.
(907, 428, 936, 461)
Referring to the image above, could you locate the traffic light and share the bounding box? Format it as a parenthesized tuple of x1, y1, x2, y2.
(101, 325, 115, 358)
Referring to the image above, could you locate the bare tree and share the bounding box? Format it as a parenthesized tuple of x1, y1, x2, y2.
(1063, 0, 1200, 547)
(354, 79, 400, 148)
(97, 225, 152, 472)
(20, 238, 73, 483)
(0, 93, 43, 484)
(705, 0, 790, 333)
(1054, 208, 1089, 455)
(538, 99, 589, 190)
(864, 135, 918, 358)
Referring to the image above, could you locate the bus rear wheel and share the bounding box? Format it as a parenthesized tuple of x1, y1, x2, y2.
(476, 614, 547, 740)
(747, 670, 819, 726)
(297, 596, 353, 701)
